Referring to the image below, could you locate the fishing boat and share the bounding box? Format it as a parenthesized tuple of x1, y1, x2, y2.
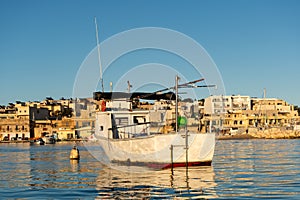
(92, 76, 216, 169)
(87, 19, 215, 169)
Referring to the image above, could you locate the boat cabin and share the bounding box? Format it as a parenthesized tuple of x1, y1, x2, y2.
(93, 91, 175, 140)
(95, 109, 150, 139)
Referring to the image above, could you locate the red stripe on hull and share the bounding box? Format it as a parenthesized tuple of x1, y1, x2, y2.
(161, 161, 212, 169)
(112, 160, 212, 169)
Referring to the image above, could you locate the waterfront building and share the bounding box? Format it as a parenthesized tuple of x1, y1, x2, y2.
(211, 97, 298, 133)
(74, 98, 96, 139)
(204, 95, 251, 115)
(0, 102, 49, 140)
(0, 98, 77, 141)
(201, 95, 249, 132)
(202, 95, 299, 134)
(55, 118, 76, 140)
(39, 97, 74, 119)
(249, 98, 298, 127)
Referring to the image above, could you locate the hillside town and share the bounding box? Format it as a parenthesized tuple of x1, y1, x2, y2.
(0, 94, 300, 142)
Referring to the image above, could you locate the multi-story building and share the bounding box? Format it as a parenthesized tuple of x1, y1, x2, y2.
(0, 114, 30, 140)
(204, 95, 226, 115)
(0, 102, 49, 140)
(0, 98, 77, 141)
(250, 98, 298, 126)
(203, 95, 298, 133)
(204, 95, 251, 115)
(220, 98, 298, 132)
(74, 98, 96, 139)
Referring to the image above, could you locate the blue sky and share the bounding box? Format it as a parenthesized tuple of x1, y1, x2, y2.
(1, 0, 300, 105)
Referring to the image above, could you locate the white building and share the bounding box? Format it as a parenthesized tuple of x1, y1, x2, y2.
(204, 95, 251, 115)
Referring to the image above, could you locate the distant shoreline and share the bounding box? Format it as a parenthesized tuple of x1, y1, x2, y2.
(0, 139, 86, 144)
(217, 131, 300, 140)
(1, 135, 300, 144)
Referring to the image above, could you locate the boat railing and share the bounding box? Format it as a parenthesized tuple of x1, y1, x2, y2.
(108, 122, 151, 139)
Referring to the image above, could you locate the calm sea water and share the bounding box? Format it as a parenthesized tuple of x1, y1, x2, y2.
(0, 139, 299, 199)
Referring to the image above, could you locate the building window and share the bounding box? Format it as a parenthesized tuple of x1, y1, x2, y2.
(240, 121, 243, 125)
(67, 133, 73, 139)
(100, 126, 103, 131)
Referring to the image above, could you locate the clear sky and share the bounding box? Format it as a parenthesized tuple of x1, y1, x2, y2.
(1, 0, 300, 105)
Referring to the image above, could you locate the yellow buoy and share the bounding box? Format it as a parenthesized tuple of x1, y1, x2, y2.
(70, 145, 80, 160)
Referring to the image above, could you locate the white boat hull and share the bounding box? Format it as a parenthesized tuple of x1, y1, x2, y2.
(94, 132, 215, 169)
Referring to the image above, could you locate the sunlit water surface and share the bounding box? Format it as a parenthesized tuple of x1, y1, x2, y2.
(0, 139, 299, 199)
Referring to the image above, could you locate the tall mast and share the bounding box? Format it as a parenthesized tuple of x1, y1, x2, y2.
(127, 81, 132, 93)
(175, 75, 179, 133)
(95, 17, 104, 93)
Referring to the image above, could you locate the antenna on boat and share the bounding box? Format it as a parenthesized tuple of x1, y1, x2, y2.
(95, 17, 104, 93)
(173, 76, 216, 133)
(127, 81, 132, 93)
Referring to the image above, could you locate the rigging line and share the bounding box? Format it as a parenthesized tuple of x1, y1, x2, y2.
(139, 78, 206, 99)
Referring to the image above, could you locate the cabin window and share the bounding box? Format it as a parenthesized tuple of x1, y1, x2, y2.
(115, 117, 128, 126)
(133, 116, 146, 124)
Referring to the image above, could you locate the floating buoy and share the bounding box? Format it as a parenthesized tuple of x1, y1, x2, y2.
(70, 145, 80, 160)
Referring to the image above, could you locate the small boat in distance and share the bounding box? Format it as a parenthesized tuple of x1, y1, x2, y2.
(43, 134, 56, 144)
(36, 138, 45, 145)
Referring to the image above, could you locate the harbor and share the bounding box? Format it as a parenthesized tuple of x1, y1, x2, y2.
(1, 0, 300, 199)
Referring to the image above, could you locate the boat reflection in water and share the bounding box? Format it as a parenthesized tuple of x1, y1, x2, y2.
(94, 164, 218, 199)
